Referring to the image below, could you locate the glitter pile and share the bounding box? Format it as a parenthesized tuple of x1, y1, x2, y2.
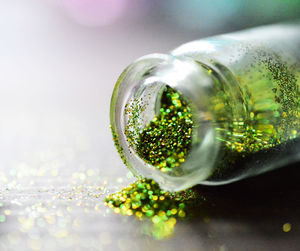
(104, 179, 201, 239)
(136, 87, 193, 172)
(106, 87, 199, 239)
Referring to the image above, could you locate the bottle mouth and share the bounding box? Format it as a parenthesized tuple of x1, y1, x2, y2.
(110, 54, 220, 191)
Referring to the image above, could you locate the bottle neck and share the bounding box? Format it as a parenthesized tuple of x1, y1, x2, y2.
(110, 54, 244, 191)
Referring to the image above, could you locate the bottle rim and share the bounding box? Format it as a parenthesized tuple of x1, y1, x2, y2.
(110, 53, 220, 191)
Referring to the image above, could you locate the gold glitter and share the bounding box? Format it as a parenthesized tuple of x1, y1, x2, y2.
(105, 178, 202, 239)
(4, 209, 11, 216)
(18, 217, 34, 232)
(283, 223, 292, 232)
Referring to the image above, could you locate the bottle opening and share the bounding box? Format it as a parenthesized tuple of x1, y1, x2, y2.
(110, 54, 220, 191)
(131, 85, 194, 173)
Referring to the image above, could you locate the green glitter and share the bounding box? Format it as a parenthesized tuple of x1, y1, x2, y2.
(0, 214, 6, 223)
(135, 87, 193, 172)
(208, 51, 300, 180)
(124, 97, 147, 149)
(110, 125, 128, 167)
(104, 178, 202, 239)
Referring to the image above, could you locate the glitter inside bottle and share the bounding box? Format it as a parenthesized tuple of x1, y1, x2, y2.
(110, 23, 300, 191)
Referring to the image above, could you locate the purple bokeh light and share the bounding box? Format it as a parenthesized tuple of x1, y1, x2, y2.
(60, 0, 130, 26)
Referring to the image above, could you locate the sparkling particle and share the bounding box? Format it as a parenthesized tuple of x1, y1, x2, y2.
(104, 178, 203, 239)
(283, 223, 292, 232)
(0, 214, 6, 222)
(136, 86, 193, 171)
(4, 209, 11, 216)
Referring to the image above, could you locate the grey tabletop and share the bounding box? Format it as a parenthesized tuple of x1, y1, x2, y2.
(0, 1, 299, 251)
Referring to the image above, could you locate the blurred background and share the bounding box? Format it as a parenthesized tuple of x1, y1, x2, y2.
(0, 0, 299, 250)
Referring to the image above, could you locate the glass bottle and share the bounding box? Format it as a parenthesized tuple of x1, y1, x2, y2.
(110, 22, 300, 191)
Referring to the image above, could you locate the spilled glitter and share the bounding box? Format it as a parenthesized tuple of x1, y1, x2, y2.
(0, 155, 135, 250)
(104, 178, 204, 239)
(106, 87, 201, 239)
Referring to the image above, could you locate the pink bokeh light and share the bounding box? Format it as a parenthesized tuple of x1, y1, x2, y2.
(61, 0, 130, 26)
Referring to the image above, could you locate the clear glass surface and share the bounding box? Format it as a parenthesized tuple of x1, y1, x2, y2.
(111, 23, 300, 191)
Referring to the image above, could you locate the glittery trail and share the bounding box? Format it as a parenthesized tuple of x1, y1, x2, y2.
(0, 158, 133, 250)
(104, 178, 204, 239)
